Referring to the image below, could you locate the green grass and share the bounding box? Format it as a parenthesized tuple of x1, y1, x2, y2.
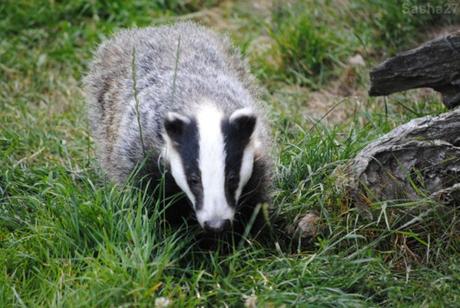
(1, 0, 459, 306)
(255, 0, 459, 88)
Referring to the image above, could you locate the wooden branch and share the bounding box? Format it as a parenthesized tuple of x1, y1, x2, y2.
(338, 109, 460, 206)
(369, 31, 460, 109)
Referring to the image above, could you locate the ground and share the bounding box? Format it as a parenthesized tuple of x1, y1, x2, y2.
(1, 0, 459, 306)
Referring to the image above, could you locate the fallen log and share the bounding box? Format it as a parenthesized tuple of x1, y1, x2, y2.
(339, 32, 460, 207)
(369, 31, 460, 109)
(339, 109, 460, 206)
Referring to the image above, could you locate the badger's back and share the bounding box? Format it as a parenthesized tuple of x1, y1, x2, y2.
(84, 22, 270, 185)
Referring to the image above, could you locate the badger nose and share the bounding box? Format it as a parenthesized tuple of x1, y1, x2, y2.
(203, 219, 231, 233)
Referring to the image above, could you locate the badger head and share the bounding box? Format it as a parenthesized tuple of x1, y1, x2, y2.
(163, 104, 259, 233)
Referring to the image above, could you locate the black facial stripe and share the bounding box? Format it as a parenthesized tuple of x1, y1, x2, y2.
(221, 118, 254, 208)
(172, 118, 203, 210)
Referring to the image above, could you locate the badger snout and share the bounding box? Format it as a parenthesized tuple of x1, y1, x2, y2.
(203, 219, 231, 233)
(196, 203, 235, 233)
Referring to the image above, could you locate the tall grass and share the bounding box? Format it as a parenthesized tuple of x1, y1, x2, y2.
(260, 0, 459, 87)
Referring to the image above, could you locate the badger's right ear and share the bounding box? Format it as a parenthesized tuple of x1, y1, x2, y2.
(164, 112, 190, 141)
(229, 108, 257, 139)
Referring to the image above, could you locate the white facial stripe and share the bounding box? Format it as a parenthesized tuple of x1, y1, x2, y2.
(163, 137, 196, 206)
(196, 104, 234, 226)
(235, 144, 255, 201)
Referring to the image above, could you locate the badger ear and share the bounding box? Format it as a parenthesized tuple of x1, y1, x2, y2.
(164, 112, 190, 141)
(229, 108, 257, 139)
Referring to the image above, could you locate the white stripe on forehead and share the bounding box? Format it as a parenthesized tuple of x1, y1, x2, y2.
(196, 103, 234, 225)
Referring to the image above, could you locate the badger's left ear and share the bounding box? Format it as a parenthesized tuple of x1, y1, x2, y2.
(229, 108, 257, 139)
(164, 112, 190, 142)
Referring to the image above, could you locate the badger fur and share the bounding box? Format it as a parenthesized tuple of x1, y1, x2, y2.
(84, 22, 272, 234)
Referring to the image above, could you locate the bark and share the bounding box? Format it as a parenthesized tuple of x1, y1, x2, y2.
(369, 31, 460, 109)
(339, 107, 460, 207)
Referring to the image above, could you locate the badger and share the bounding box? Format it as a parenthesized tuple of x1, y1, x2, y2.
(83, 22, 273, 234)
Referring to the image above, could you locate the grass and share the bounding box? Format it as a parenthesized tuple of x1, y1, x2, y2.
(1, 0, 459, 306)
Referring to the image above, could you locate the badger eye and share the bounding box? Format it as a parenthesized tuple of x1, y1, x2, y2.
(189, 174, 201, 186)
(227, 173, 238, 185)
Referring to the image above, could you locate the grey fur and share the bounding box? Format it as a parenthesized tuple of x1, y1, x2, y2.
(83, 22, 272, 193)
